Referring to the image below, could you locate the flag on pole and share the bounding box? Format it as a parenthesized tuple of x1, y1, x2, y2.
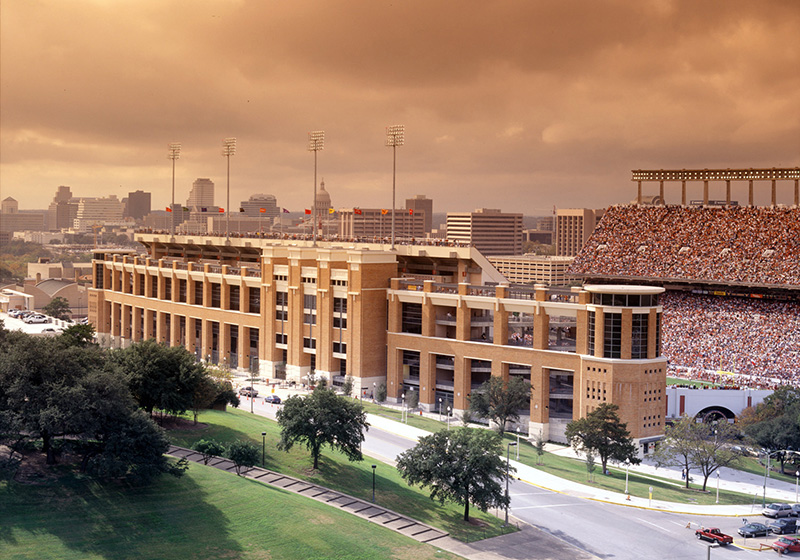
(201, 207, 208, 212)
(381, 209, 388, 215)
(304, 209, 312, 215)
(408, 209, 414, 215)
(166, 207, 173, 212)
(218, 208, 225, 213)
(328, 208, 335, 214)
(354, 208, 362, 215)
(239, 207, 245, 212)
(182, 206, 190, 211)
(259, 208, 266, 213)
(282, 208, 290, 213)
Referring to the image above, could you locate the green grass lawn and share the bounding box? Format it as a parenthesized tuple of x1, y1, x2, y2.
(0, 461, 463, 560)
(168, 408, 515, 542)
(666, 377, 719, 388)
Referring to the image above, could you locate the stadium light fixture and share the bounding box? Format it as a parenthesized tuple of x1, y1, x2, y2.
(385, 125, 404, 250)
(308, 131, 325, 246)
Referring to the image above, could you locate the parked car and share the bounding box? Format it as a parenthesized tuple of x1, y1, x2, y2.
(24, 314, 50, 324)
(739, 522, 770, 538)
(238, 387, 258, 397)
(264, 395, 281, 404)
(773, 536, 800, 554)
(764, 503, 795, 518)
(791, 503, 800, 517)
(41, 327, 60, 333)
(769, 519, 798, 535)
(695, 527, 733, 545)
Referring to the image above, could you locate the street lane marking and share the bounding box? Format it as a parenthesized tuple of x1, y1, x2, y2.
(513, 503, 588, 510)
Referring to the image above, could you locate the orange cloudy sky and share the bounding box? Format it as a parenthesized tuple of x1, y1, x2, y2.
(1, 0, 798, 215)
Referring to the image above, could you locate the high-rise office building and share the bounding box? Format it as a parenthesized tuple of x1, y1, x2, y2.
(555, 208, 605, 257)
(47, 186, 79, 231)
(240, 194, 279, 219)
(446, 208, 524, 255)
(186, 178, 215, 209)
(405, 195, 433, 233)
(125, 190, 151, 220)
(338, 208, 425, 239)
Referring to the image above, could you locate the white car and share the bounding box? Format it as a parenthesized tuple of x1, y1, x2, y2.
(24, 315, 50, 324)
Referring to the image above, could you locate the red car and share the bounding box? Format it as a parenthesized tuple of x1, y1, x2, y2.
(774, 537, 800, 554)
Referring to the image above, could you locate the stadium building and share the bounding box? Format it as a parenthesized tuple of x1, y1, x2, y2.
(90, 232, 667, 453)
(570, 168, 800, 388)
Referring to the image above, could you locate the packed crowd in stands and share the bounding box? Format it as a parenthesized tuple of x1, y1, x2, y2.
(661, 291, 800, 387)
(570, 205, 800, 286)
(134, 228, 472, 248)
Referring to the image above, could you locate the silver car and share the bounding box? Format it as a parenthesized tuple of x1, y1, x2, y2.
(763, 503, 794, 518)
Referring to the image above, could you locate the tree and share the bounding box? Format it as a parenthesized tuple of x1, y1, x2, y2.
(277, 386, 369, 470)
(112, 339, 208, 417)
(193, 439, 226, 465)
(745, 407, 800, 474)
(652, 415, 702, 489)
(691, 422, 743, 491)
(375, 382, 387, 403)
(341, 375, 354, 397)
(190, 376, 239, 424)
(585, 451, 597, 483)
(565, 403, 639, 475)
(468, 376, 531, 435)
(60, 323, 96, 347)
(405, 388, 419, 410)
(228, 441, 260, 476)
(533, 433, 546, 465)
(396, 428, 512, 522)
(43, 296, 72, 320)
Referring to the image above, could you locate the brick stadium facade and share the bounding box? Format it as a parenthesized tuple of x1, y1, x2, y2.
(90, 233, 667, 453)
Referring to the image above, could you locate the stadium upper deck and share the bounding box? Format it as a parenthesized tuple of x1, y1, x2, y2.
(569, 205, 800, 292)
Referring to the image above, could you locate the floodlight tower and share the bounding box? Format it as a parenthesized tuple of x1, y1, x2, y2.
(385, 125, 404, 250)
(308, 131, 325, 246)
(222, 138, 236, 240)
(168, 142, 181, 237)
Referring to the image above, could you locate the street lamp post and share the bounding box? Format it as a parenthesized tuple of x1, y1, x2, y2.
(716, 471, 720, 504)
(261, 431, 266, 466)
(371, 464, 377, 503)
(447, 406, 451, 430)
(516, 427, 520, 460)
(438, 398, 442, 421)
(168, 142, 181, 237)
(222, 138, 236, 241)
(505, 442, 517, 526)
(385, 125, 404, 250)
(795, 470, 799, 503)
(308, 131, 324, 246)
(401, 394, 406, 423)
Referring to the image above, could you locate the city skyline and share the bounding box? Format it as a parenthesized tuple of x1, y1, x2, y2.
(2, 1, 799, 213)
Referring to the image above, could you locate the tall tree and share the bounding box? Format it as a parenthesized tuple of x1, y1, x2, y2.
(745, 406, 800, 474)
(112, 339, 208, 417)
(396, 428, 512, 522)
(277, 386, 369, 469)
(652, 415, 702, 489)
(565, 403, 639, 475)
(43, 296, 72, 320)
(468, 376, 531, 435)
(690, 421, 743, 491)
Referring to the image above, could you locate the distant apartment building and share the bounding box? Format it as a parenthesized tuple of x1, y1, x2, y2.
(488, 255, 575, 286)
(555, 208, 604, 257)
(0, 197, 46, 233)
(338, 208, 425, 239)
(405, 195, 433, 233)
(73, 196, 125, 232)
(446, 208, 523, 255)
(125, 190, 151, 220)
(523, 229, 553, 245)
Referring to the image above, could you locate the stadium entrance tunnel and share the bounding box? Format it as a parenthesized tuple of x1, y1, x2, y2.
(696, 406, 736, 424)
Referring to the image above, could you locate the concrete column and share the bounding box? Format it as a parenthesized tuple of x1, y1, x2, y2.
(726, 180, 731, 206)
(703, 180, 709, 205)
(621, 308, 632, 360)
(648, 308, 658, 359)
(681, 181, 687, 206)
(594, 309, 605, 358)
(419, 352, 435, 409)
(659, 180, 664, 203)
(132, 307, 143, 342)
(772, 180, 777, 207)
(454, 356, 469, 411)
(749, 180, 754, 206)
